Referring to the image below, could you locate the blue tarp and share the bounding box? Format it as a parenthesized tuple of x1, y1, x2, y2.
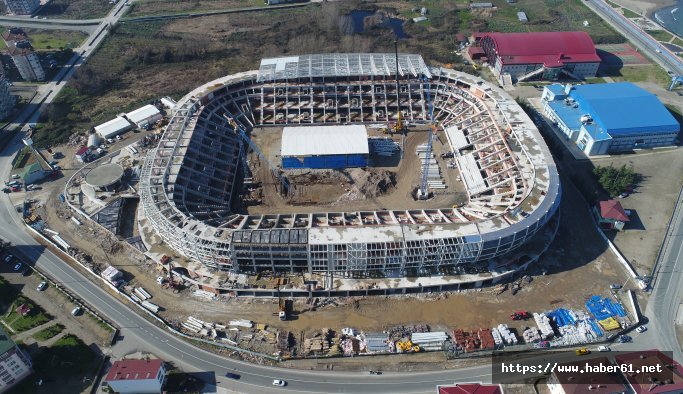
(588, 318, 604, 337)
(585, 295, 627, 320)
(547, 308, 576, 327)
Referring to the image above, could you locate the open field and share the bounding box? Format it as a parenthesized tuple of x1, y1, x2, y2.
(601, 64, 673, 86)
(0, 27, 86, 51)
(127, 0, 265, 17)
(36, 0, 114, 19)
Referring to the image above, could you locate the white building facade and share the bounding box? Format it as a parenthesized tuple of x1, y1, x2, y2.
(8, 43, 45, 82)
(0, 327, 32, 392)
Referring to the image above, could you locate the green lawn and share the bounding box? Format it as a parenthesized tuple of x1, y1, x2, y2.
(32, 323, 65, 342)
(127, 0, 267, 17)
(646, 29, 674, 42)
(0, 27, 86, 51)
(2, 296, 52, 333)
(604, 64, 672, 87)
(621, 7, 640, 18)
(36, 0, 113, 19)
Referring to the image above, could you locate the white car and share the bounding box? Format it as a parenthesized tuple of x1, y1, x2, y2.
(636, 326, 647, 333)
(116, 135, 122, 140)
(597, 345, 610, 352)
(272, 379, 286, 387)
(71, 306, 82, 316)
(37, 281, 47, 291)
(106, 138, 115, 143)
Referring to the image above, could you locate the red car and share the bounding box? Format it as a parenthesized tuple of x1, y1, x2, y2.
(11, 186, 20, 192)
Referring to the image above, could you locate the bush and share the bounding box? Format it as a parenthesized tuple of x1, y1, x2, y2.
(33, 323, 65, 341)
(594, 164, 639, 197)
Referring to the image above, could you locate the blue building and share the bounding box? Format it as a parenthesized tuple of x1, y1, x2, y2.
(541, 82, 680, 156)
(281, 125, 369, 169)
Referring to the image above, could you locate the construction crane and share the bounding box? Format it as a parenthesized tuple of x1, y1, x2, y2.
(418, 77, 436, 200)
(222, 114, 290, 196)
(390, 40, 407, 135)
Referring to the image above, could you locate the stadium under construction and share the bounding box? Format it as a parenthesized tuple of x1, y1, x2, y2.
(139, 53, 561, 279)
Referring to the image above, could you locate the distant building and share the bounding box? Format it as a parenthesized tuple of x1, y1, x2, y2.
(0, 326, 32, 392)
(2, 0, 40, 15)
(615, 350, 683, 393)
(125, 104, 162, 129)
(75, 146, 91, 164)
(104, 359, 167, 394)
(281, 125, 369, 169)
(437, 383, 503, 394)
(548, 356, 627, 394)
(94, 116, 133, 140)
(541, 82, 680, 156)
(595, 200, 630, 231)
(0, 72, 15, 120)
(2, 28, 45, 82)
(479, 31, 601, 82)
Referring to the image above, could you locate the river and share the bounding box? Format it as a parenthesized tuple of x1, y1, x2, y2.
(653, 0, 683, 38)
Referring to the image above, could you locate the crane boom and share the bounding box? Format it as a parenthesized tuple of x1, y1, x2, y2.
(222, 114, 290, 195)
(419, 78, 435, 200)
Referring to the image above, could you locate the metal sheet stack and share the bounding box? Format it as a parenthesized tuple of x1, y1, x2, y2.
(364, 332, 389, 353)
(496, 324, 518, 345)
(533, 312, 554, 339)
(411, 331, 448, 351)
(522, 327, 541, 343)
(416, 144, 446, 190)
(369, 138, 400, 156)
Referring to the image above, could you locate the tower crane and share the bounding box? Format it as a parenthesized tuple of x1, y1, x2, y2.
(418, 77, 436, 200)
(222, 114, 290, 196)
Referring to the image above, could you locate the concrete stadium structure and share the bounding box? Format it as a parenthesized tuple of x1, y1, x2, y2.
(140, 54, 561, 278)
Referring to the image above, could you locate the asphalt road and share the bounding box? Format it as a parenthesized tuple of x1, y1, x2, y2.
(587, 0, 683, 76)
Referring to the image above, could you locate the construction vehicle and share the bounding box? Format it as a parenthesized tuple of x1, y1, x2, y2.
(493, 283, 508, 295)
(277, 292, 292, 321)
(510, 310, 531, 320)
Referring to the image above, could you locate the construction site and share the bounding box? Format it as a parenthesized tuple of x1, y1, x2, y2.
(138, 53, 561, 283)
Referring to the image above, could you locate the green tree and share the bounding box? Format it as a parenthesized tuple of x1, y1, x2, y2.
(593, 164, 639, 197)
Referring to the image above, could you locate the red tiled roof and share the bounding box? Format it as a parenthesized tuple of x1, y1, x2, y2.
(615, 350, 683, 394)
(438, 383, 502, 394)
(76, 146, 89, 156)
(105, 359, 163, 382)
(553, 357, 627, 394)
(599, 200, 630, 222)
(481, 31, 601, 66)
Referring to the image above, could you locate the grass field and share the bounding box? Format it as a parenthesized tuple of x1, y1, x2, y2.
(0, 27, 86, 51)
(36, 0, 113, 19)
(2, 295, 52, 333)
(604, 64, 672, 86)
(32, 323, 65, 341)
(127, 0, 265, 17)
(647, 29, 674, 42)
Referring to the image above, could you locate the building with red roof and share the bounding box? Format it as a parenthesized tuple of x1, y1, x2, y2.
(104, 358, 167, 394)
(547, 357, 628, 394)
(594, 200, 630, 231)
(437, 383, 503, 394)
(479, 32, 601, 83)
(615, 350, 683, 394)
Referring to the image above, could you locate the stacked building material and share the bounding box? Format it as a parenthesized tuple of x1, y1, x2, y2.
(276, 330, 293, 352)
(478, 328, 495, 350)
(369, 138, 401, 156)
(411, 332, 448, 351)
(492, 327, 503, 346)
(522, 327, 541, 343)
(228, 319, 253, 328)
(497, 324, 518, 345)
(416, 144, 446, 189)
(304, 337, 330, 354)
(585, 295, 627, 320)
(453, 329, 481, 352)
(533, 313, 554, 339)
(365, 332, 390, 353)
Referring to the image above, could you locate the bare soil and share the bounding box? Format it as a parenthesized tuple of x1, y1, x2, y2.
(246, 126, 466, 215)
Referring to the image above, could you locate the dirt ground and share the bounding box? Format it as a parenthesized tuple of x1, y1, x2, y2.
(246, 126, 466, 215)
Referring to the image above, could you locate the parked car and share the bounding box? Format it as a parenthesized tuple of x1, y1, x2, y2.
(4, 254, 13, 263)
(116, 135, 122, 140)
(2, 188, 10, 194)
(106, 138, 115, 144)
(37, 281, 47, 291)
(609, 283, 622, 290)
(48, 160, 58, 166)
(225, 372, 240, 379)
(635, 326, 647, 333)
(71, 307, 82, 316)
(272, 379, 286, 387)
(575, 348, 590, 356)
(597, 345, 610, 352)
(618, 335, 632, 343)
(11, 186, 20, 192)
(13, 263, 22, 271)
(11, 174, 19, 179)
(619, 192, 629, 198)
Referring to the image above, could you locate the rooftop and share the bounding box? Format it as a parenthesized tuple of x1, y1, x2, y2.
(281, 125, 370, 157)
(85, 163, 124, 188)
(94, 116, 132, 136)
(615, 350, 683, 394)
(482, 32, 601, 66)
(438, 383, 503, 394)
(257, 53, 431, 82)
(599, 200, 629, 222)
(105, 359, 164, 382)
(567, 82, 680, 136)
(552, 357, 627, 394)
(0, 326, 16, 355)
(126, 104, 161, 124)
